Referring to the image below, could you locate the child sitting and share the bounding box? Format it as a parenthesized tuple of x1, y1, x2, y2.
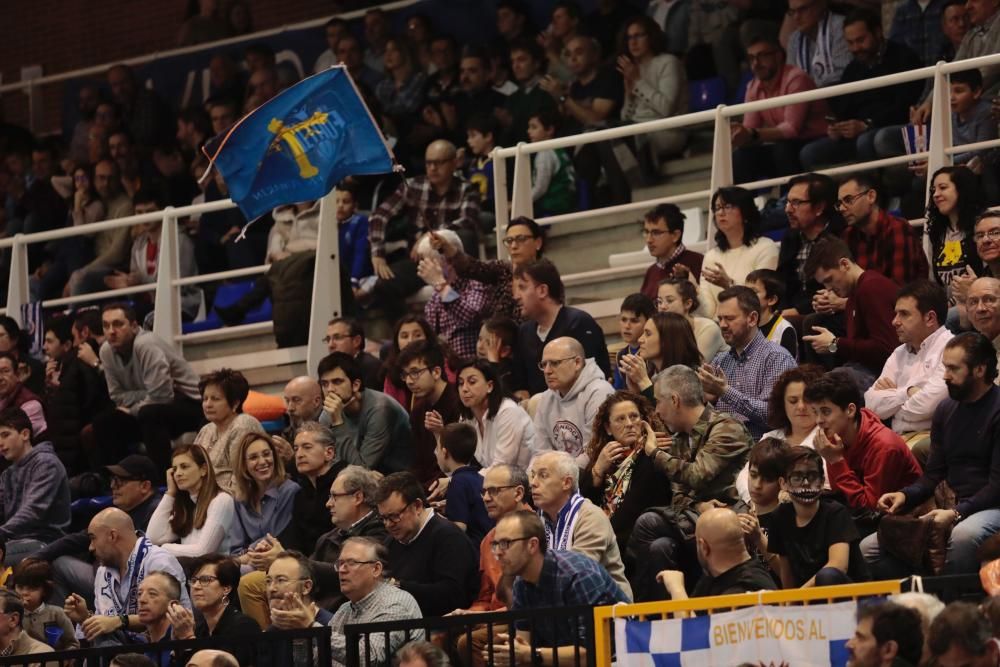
(767, 446, 870, 588)
(613, 293, 656, 389)
(434, 423, 494, 544)
(335, 179, 374, 298)
(477, 316, 518, 391)
(465, 115, 498, 212)
(739, 437, 790, 580)
(746, 268, 797, 359)
(526, 109, 575, 217)
(949, 68, 997, 173)
(12, 558, 78, 651)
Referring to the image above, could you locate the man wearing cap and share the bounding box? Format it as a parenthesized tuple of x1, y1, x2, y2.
(36, 454, 162, 606)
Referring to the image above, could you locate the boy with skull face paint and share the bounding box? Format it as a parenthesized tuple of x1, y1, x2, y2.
(767, 446, 870, 588)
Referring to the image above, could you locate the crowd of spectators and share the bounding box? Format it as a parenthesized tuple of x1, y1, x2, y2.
(0, 0, 999, 665)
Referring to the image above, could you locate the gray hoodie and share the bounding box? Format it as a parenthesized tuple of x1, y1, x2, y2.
(533, 359, 615, 468)
(0, 441, 71, 542)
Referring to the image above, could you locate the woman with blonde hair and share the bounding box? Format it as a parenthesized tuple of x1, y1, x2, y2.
(229, 434, 300, 564)
(147, 444, 234, 557)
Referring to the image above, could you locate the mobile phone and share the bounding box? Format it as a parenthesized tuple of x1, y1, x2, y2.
(825, 115, 838, 123)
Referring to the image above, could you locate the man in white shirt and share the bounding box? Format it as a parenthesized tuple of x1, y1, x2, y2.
(865, 281, 953, 467)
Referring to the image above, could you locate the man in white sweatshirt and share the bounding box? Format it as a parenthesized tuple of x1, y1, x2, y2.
(533, 337, 614, 468)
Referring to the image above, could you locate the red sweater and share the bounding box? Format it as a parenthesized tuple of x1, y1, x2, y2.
(837, 270, 899, 373)
(640, 250, 704, 300)
(827, 408, 922, 511)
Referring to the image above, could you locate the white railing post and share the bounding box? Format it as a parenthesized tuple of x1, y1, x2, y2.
(153, 207, 182, 350)
(925, 61, 954, 205)
(307, 188, 342, 376)
(707, 105, 734, 250)
(5, 235, 28, 326)
(492, 148, 510, 261)
(509, 142, 534, 221)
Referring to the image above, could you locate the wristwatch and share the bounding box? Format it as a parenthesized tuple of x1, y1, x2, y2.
(828, 337, 838, 354)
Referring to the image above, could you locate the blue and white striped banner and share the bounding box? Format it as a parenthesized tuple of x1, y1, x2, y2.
(614, 601, 858, 667)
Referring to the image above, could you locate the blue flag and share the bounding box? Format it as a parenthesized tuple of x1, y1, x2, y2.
(203, 65, 395, 221)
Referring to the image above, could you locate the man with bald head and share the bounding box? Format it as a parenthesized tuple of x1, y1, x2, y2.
(277, 376, 329, 454)
(186, 650, 238, 667)
(657, 507, 777, 600)
(62, 508, 189, 646)
(965, 278, 1000, 380)
(533, 337, 615, 468)
(365, 139, 481, 316)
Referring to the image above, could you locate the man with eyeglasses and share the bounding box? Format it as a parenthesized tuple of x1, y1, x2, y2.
(271, 536, 423, 667)
(238, 465, 387, 627)
(731, 28, 829, 183)
(839, 173, 928, 286)
(365, 140, 481, 317)
(483, 510, 628, 667)
(374, 472, 479, 617)
(776, 172, 844, 324)
(63, 508, 189, 647)
(533, 338, 615, 468)
(864, 332, 1000, 579)
(638, 203, 704, 300)
(38, 454, 162, 608)
(320, 352, 411, 475)
(961, 278, 1000, 382)
(397, 341, 460, 486)
(266, 551, 332, 629)
(325, 318, 381, 390)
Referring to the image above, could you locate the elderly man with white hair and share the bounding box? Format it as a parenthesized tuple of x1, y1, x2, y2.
(416, 228, 490, 359)
(528, 450, 632, 600)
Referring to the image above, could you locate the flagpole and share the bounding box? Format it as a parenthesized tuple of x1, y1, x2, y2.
(306, 188, 343, 375)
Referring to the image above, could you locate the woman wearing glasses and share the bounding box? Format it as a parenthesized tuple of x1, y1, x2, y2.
(580, 391, 671, 552)
(698, 187, 779, 317)
(430, 216, 545, 323)
(655, 277, 727, 361)
(167, 553, 261, 663)
(229, 434, 300, 570)
(147, 444, 235, 558)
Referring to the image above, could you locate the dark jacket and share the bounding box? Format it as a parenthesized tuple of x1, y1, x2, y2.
(36, 492, 162, 563)
(280, 461, 346, 554)
(776, 219, 844, 314)
(830, 41, 924, 126)
(45, 351, 112, 472)
(511, 306, 611, 395)
(310, 510, 388, 609)
(193, 603, 261, 665)
(0, 441, 71, 542)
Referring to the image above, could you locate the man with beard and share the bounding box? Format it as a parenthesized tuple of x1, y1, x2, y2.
(845, 601, 924, 667)
(768, 446, 870, 588)
(864, 333, 1000, 577)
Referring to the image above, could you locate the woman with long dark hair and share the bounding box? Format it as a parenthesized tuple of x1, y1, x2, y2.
(619, 312, 701, 400)
(699, 187, 780, 316)
(147, 444, 234, 557)
(455, 359, 534, 468)
(924, 165, 985, 294)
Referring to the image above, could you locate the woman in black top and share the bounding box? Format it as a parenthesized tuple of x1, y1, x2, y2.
(580, 391, 672, 554)
(168, 553, 261, 664)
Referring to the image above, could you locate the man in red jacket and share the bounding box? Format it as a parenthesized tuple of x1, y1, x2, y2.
(802, 237, 900, 386)
(804, 370, 921, 527)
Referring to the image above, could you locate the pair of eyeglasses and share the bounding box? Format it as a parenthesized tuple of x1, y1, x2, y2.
(490, 537, 530, 553)
(503, 234, 535, 247)
(974, 229, 1000, 244)
(480, 485, 519, 498)
(190, 575, 219, 586)
(537, 357, 578, 371)
(835, 189, 871, 209)
(378, 500, 415, 524)
(399, 367, 430, 381)
(322, 333, 352, 344)
(787, 472, 823, 485)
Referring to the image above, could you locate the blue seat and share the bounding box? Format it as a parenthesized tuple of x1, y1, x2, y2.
(182, 279, 272, 334)
(730, 70, 753, 105)
(689, 77, 727, 113)
(261, 419, 286, 434)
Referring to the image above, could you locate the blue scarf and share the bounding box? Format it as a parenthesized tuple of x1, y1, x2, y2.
(541, 493, 586, 551)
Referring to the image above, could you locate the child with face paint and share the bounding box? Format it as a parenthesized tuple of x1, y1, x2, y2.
(767, 446, 870, 589)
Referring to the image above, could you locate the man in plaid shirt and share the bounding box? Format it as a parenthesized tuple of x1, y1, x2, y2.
(365, 140, 481, 312)
(839, 174, 928, 286)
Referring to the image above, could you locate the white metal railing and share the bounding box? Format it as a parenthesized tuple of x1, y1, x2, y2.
(1, 0, 421, 132)
(2, 48, 998, 381)
(491, 51, 1000, 267)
